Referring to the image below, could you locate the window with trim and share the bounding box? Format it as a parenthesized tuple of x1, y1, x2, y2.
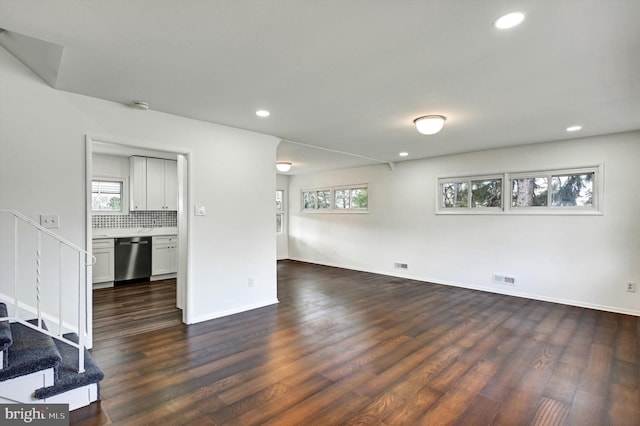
(509, 167, 598, 211)
(439, 176, 503, 210)
(302, 184, 369, 213)
(437, 166, 601, 215)
(92, 179, 127, 213)
(276, 190, 284, 234)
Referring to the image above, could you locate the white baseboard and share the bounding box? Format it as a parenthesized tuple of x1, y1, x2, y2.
(285, 257, 640, 317)
(187, 298, 280, 324)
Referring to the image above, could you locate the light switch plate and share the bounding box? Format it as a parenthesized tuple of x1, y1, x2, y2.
(40, 214, 60, 229)
(194, 205, 206, 216)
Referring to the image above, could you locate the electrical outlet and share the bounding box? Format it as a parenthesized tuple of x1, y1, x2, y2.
(248, 277, 254, 287)
(394, 263, 408, 269)
(627, 282, 636, 293)
(40, 214, 60, 229)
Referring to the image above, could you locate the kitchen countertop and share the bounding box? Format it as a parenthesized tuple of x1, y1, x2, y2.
(92, 227, 178, 239)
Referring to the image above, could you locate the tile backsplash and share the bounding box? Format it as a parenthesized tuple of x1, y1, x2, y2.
(93, 211, 177, 229)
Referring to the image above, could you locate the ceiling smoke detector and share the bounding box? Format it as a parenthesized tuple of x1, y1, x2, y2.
(132, 101, 150, 110)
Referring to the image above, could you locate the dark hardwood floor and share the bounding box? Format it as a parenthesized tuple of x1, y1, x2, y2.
(92, 279, 182, 342)
(72, 260, 639, 425)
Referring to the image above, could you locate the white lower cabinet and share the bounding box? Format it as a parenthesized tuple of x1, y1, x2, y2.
(92, 239, 114, 283)
(152, 235, 178, 276)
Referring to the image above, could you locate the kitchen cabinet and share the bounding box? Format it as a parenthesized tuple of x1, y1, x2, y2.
(92, 238, 115, 283)
(146, 158, 177, 210)
(129, 156, 147, 211)
(152, 235, 178, 275)
(130, 156, 177, 211)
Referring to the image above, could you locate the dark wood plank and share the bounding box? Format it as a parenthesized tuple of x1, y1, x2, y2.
(72, 260, 639, 425)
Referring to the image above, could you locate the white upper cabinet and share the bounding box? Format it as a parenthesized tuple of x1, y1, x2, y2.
(130, 156, 178, 211)
(130, 156, 147, 211)
(163, 160, 178, 210)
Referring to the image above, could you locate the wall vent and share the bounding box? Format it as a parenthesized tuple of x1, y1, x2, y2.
(493, 274, 516, 286)
(394, 262, 408, 270)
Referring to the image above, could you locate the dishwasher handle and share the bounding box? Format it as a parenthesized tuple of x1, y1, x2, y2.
(119, 241, 149, 245)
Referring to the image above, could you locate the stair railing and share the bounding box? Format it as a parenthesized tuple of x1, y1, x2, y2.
(0, 209, 95, 373)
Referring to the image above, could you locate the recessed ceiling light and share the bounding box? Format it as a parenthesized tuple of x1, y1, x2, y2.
(256, 110, 270, 117)
(566, 125, 582, 132)
(493, 12, 525, 29)
(399, 152, 409, 157)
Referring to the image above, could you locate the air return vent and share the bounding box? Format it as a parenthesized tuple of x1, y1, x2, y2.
(493, 274, 516, 286)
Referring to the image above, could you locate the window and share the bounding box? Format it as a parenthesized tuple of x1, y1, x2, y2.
(512, 177, 548, 207)
(439, 175, 502, 211)
(302, 188, 333, 211)
(508, 167, 599, 213)
(317, 190, 332, 209)
(437, 166, 601, 215)
(276, 190, 284, 234)
(302, 184, 369, 213)
(276, 213, 283, 234)
(92, 179, 126, 213)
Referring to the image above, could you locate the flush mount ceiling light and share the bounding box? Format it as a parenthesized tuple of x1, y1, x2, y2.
(276, 161, 292, 172)
(399, 152, 409, 157)
(493, 12, 525, 29)
(132, 101, 150, 110)
(414, 115, 446, 135)
(566, 125, 582, 132)
(256, 110, 270, 117)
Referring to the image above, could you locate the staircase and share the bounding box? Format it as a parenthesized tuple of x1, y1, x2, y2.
(0, 304, 104, 410)
(0, 209, 103, 410)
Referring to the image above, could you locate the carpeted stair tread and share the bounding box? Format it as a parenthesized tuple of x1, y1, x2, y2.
(0, 303, 11, 369)
(34, 332, 104, 399)
(0, 322, 61, 381)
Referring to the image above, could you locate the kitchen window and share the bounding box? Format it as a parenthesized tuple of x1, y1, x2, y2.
(92, 177, 128, 214)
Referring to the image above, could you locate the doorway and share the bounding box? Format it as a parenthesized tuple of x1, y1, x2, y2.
(85, 136, 189, 347)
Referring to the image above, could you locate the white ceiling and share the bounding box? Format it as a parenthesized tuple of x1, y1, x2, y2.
(1, 0, 639, 174)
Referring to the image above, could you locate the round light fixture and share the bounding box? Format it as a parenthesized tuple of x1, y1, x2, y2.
(276, 161, 292, 172)
(414, 115, 446, 135)
(493, 12, 525, 29)
(256, 110, 270, 117)
(566, 125, 582, 132)
(132, 101, 150, 110)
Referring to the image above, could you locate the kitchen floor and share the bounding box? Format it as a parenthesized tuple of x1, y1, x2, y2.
(92, 279, 182, 342)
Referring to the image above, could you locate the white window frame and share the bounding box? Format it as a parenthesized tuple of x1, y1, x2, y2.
(301, 183, 369, 213)
(436, 165, 603, 215)
(506, 166, 602, 215)
(91, 176, 129, 215)
(276, 189, 285, 234)
(436, 174, 504, 214)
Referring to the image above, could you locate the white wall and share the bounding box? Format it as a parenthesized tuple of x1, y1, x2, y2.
(276, 174, 289, 260)
(93, 153, 129, 179)
(288, 132, 640, 316)
(0, 45, 279, 324)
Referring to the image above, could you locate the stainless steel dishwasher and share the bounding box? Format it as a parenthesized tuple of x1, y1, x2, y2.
(115, 236, 152, 284)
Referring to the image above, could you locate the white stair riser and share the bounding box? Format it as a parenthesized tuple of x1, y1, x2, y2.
(0, 368, 55, 403)
(43, 383, 99, 411)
